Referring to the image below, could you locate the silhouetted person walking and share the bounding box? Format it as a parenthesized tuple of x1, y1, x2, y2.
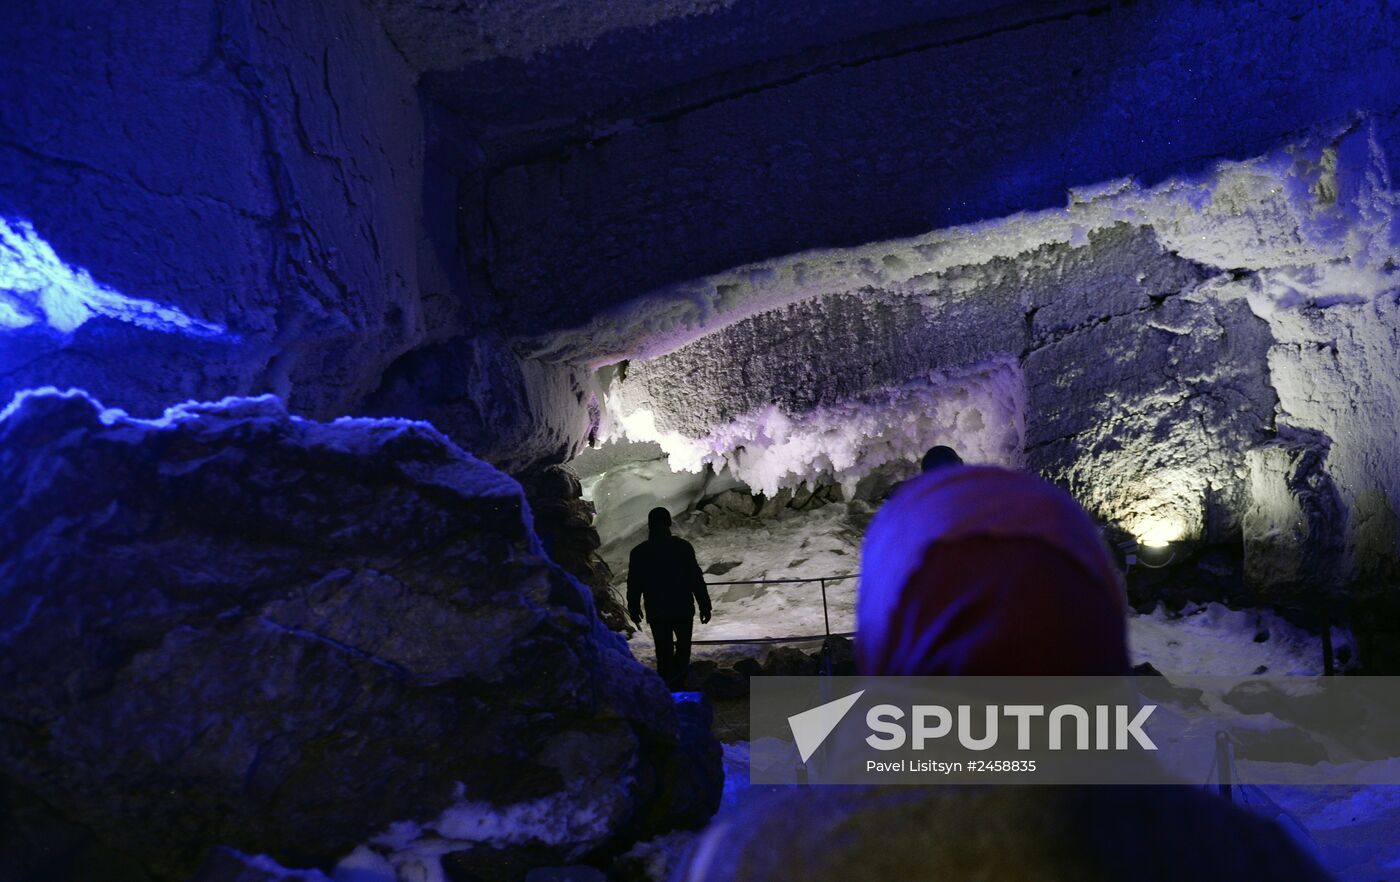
(628, 507, 712, 690)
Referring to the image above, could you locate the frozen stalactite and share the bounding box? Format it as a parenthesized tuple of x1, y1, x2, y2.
(600, 357, 1024, 498)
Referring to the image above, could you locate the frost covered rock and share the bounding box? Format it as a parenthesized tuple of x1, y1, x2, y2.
(518, 464, 628, 631)
(360, 335, 595, 473)
(1261, 295, 1400, 586)
(1244, 439, 1346, 596)
(0, 390, 720, 881)
(190, 848, 332, 882)
(607, 355, 1025, 497)
(1026, 270, 1278, 545)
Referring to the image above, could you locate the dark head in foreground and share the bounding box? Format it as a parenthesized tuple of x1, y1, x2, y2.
(678, 467, 1335, 882)
(920, 444, 964, 473)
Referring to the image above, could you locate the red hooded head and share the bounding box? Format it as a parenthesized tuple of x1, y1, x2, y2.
(856, 466, 1129, 676)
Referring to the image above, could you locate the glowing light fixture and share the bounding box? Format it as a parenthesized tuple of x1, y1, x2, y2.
(0, 217, 226, 337)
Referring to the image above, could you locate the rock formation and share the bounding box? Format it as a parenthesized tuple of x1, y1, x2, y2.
(589, 124, 1400, 601)
(0, 389, 720, 880)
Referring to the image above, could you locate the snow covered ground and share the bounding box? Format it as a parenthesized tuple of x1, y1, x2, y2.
(1130, 602, 1353, 678)
(611, 501, 868, 664)
(610, 498, 1354, 678)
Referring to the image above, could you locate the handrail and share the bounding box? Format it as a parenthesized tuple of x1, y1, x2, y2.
(705, 573, 858, 586)
(694, 571, 859, 645)
(692, 631, 855, 646)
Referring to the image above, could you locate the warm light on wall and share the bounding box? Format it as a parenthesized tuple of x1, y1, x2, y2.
(1115, 468, 1204, 554)
(1133, 517, 1186, 549)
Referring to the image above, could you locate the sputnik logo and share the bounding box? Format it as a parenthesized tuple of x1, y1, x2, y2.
(788, 690, 865, 763)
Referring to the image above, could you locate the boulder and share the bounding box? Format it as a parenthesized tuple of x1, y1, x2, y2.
(683, 660, 720, 693)
(609, 830, 698, 882)
(666, 695, 724, 830)
(732, 658, 764, 678)
(708, 490, 758, 518)
(701, 668, 750, 701)
(761, 646, 819, 677)
(758, 488, 793, 518)
(814, 636, 857, 676)
(0, 389, 721, 881)
(517, 464, 628, 631)
(686, 662, 748, 701)
(790, 482, 814, 510)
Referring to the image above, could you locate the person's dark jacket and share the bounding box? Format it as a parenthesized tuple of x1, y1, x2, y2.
(677, 784, 1334, 882)
(627, 534, 712, 623)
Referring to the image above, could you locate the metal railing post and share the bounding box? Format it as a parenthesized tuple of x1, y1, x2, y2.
(1321, 600, 1335, 676)
(1215, 731, 1233, 801)
(820, 579, 831, 638)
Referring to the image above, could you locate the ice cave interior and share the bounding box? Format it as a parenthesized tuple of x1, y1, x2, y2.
(3, 1, 1400, 881)
(563, 130, 1400, 672)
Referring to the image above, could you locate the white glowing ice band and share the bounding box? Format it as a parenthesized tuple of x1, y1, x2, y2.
(0, 217, 225, 337)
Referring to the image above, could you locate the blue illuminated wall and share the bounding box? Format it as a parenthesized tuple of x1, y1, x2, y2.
(3, 0, 1399, 456)
(0, 0, 428, 419)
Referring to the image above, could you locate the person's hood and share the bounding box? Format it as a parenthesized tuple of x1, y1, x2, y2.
(856, 465, 1128, 676)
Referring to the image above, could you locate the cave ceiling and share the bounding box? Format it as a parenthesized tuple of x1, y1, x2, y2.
(365, 0, 1066, 151)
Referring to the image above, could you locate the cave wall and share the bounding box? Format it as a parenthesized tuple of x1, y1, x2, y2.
(6, 0, 1397, 484)
(594, 122, 1399, 587)
(1264, 296, 1400, 585)
(605, 222, 1277, 531)
(479, 0, 1400, 340)
(4, 0, 1392, 578)
(0, 0, 425, 420)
